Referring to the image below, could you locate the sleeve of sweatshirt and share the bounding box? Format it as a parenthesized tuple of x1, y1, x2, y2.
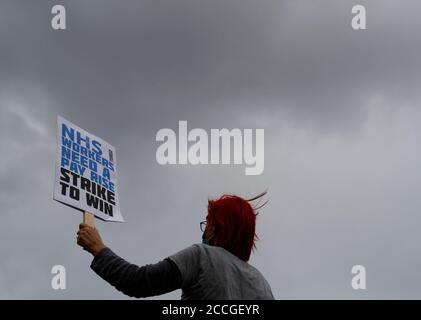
(166, 244, 203, 288)
(90, 247, 182, 298)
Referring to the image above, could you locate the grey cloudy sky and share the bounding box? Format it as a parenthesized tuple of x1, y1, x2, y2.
(1, 0, 421, 299)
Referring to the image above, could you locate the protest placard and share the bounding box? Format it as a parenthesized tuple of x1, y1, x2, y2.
(53, 116, 124, 223)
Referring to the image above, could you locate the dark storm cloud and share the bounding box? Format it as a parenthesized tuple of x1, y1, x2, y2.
(1, 0, 421, 299)
(2, 0, 420, 134)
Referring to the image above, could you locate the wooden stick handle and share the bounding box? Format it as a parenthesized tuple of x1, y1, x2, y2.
(83, 211, 95, 228)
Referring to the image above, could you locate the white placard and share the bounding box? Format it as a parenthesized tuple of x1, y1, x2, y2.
(53, 116, 124, 222)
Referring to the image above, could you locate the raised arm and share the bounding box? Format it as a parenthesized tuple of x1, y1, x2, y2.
(77, 223, 182, 298)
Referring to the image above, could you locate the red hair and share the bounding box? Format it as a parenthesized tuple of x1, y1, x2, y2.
(206, 191, 267, 262)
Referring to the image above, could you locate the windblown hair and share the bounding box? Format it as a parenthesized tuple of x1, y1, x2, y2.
(206, 191, 268, 262)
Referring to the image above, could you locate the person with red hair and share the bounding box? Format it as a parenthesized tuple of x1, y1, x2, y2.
(77, 192, 274, 299)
